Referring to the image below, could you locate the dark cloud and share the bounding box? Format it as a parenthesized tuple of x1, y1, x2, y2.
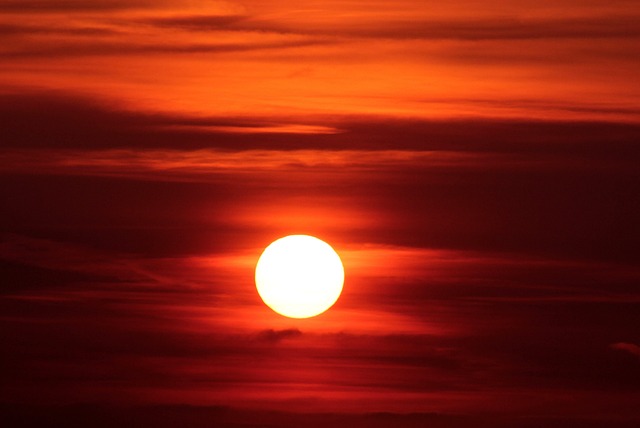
(1, 93, 639, 265)
(611, 342, 640, 358)
(0, 0, 165, 12)
(0, 35, 331, 58)
(0, 259, 114, 294)
(4, 0, 640, 44)
(0, 23, 119, 36)
(4, 404, 638, 428)
(256, 328, 303, 343)
(0, 91, 340, 149)
(3, 293, 639, 405)
(236, 16, 640, 41)
(3, 91, 640, 154)
(141, 14, 247, 30)
(3, 160, 638, 263)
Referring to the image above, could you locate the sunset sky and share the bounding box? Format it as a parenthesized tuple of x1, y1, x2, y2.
(1, 0, 640, 426)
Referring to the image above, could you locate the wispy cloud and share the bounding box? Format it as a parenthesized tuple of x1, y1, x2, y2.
(0, 0, 165, 12)
(235, 15, 640, 41)
(611, 342, 640, 358)
(0, 148, 503, 180)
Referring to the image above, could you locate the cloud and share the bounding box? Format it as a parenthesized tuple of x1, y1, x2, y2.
(2, 89, 639, 265)
(2, 92, 640, 153)
(0, 149, 504, 181)
(255, 328, 303, 343)
(0, 4, 328, 59)
(2, 0, 639, 129)
(236, 16, 640, 41)
(141, 14, 247, 30)
(611, 342, 640, 358)
(0, 234, 143, 282)
(0, 91, 346, 149)
(1, 38, 331, 59)
(0, 0, 171, 12)
(7, 403, 640, 428)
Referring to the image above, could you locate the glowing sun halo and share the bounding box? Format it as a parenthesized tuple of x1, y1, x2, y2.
(255, 235, 345, 319)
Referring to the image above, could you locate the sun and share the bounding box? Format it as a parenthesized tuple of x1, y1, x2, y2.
(255, 235, 345, 319)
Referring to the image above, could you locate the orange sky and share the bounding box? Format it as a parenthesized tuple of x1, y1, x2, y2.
(1, 0, 639, 121)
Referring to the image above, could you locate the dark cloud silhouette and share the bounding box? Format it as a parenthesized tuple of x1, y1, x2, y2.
(235, 16, 640, 41)
(4, 404, 638, 428)
(256, 328, 303, 343)
(3, 92, 640, 153)
(0, 0, 166, 12)
(1, 39, 333, 59)
(2, 90, 639, 265)
(142, 14, 247, 30)
(611, 342, 640, 358)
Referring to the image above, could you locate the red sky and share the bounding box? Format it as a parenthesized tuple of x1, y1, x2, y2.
(1, 1, 640, 426)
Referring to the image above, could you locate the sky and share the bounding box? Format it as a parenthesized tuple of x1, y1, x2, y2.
(1, 0, 640, 426)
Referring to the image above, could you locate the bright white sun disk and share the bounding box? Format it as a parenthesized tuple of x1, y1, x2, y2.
(255, 235, 344, 319)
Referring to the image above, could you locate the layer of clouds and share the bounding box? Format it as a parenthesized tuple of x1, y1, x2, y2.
(1, 2, 639, 125)
(1, 0, 639, 420)
(2, 92, 639, 152)
(2, 90, 639, 264)
(5, 0, 640, 40)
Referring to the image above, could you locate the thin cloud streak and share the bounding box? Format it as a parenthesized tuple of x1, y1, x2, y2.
(611, 343, 640, 358)
(0, 149, 508, 179)
(0, 0, 166, 12)
(235, 16, 640, 40)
